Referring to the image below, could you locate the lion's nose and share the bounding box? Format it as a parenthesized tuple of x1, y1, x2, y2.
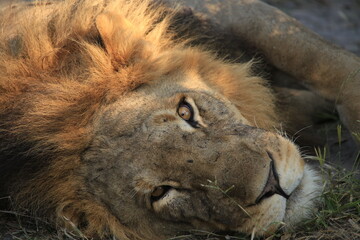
(255, 152, 290, 204)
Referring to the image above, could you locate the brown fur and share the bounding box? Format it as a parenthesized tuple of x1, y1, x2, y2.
(0, 1, 320, 239)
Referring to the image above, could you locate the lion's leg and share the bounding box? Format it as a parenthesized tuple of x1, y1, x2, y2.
(274, 86, 332, 147)
(169, 0, 360, 141)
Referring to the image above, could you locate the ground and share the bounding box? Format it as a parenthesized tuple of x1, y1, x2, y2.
(1, 0, 359, 239)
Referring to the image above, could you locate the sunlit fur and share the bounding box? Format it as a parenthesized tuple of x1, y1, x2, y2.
(0, 1, 319, 239)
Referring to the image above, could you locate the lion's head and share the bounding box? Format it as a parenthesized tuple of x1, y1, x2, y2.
(0, 0, 320, 239)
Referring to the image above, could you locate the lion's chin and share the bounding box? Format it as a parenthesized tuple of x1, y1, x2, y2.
(283, 164, 322, 228)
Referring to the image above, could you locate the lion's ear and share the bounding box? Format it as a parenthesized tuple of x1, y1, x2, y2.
(95, 12, 141, 69)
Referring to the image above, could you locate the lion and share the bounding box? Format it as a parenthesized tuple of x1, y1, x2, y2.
(0, 0, 359, 239)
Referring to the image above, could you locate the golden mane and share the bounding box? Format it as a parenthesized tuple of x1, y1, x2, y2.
(0, 0, 185, 162)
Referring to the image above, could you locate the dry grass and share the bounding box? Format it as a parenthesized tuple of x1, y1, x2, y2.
(284, 167, 360, 240)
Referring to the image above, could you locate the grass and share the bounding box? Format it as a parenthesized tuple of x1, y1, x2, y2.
(288, 165, 360, 240)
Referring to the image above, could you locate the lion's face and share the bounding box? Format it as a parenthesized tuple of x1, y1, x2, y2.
(0, 1, 321, 239)
(81, 68, 320, 238)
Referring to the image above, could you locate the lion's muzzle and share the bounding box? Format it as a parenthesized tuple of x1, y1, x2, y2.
(255, 152, 290, 204)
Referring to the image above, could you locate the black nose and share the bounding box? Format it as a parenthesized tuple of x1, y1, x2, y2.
(255, 152, 290, 204)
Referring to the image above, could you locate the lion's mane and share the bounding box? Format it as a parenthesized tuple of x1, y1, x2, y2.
(0, 0, 277, 238)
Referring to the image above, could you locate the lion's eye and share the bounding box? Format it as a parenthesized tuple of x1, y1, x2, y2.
(151, 186, 172, 202)
(177, 101, 194, 121)
(178, 105, 192, 120)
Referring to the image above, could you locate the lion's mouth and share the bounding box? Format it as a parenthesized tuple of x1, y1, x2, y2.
(255, 152, 290, 204)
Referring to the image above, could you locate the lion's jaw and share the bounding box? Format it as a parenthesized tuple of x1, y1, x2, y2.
(81, 72, 321, 239)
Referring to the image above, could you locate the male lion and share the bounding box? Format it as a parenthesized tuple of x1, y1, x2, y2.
(0, 0, 359, 239)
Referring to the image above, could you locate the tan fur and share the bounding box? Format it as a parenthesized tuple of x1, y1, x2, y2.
(0, 1, 320, 239)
